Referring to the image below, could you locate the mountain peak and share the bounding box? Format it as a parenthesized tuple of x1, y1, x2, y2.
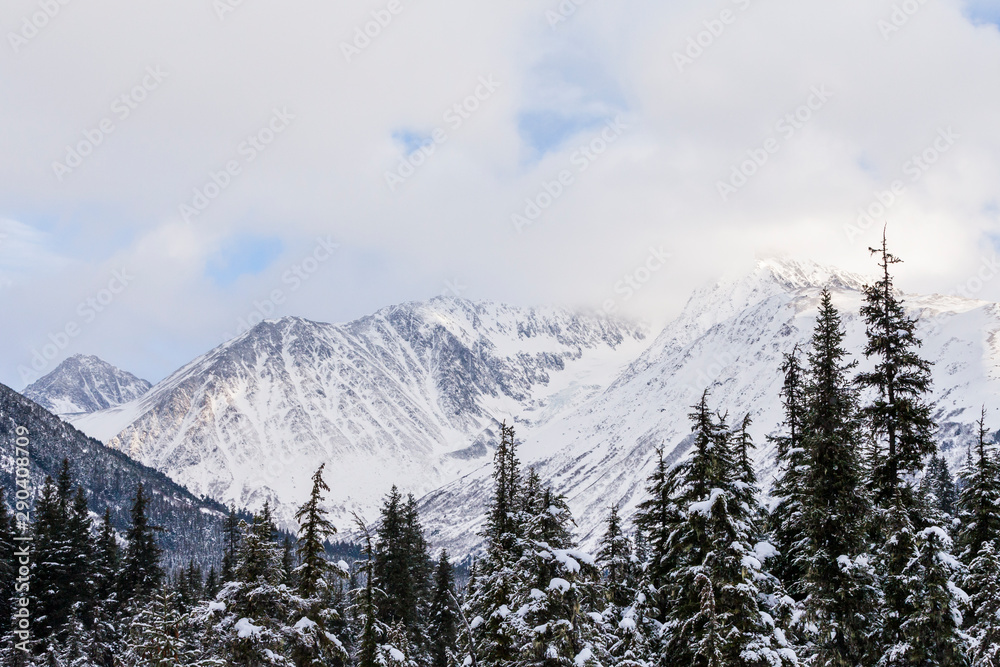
(24, 354, 151, 415)
(754, 256, 871, 292)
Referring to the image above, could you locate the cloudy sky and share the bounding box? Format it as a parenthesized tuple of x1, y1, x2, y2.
(1, 0, 998, 388)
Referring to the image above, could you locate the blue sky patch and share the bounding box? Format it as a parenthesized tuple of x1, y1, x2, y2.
(392, 129, 435, 155)
(206, 235, 284, 286)
(517, 111, 613, 156)
(964, 0, 1000, 27)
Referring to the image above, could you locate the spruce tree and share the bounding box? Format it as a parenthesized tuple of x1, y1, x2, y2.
(65, 486, 94, 623)
(797, 289, 878, 666)
(221, 505, 241, 583)
(467, 421, 526, 667)
(595, 505, 635, 611)
(428, 550, 459, 667)
(94, 508, 119, 602)
(374, 486, 430, 639)
(632, 446, 680, 623)
(124, 584, 202, 666)
(965, 540, 1000, 666)
(655, 395, 797, 666)
(517, 481, 606, 667)
(957, 408, 1000, 567)
(294, 463, 339, 599)
(31, 475, 73, 643)
(596, 506, 645, 667)
(881, 527, 969, 666)
(769, 347, 810, 595)
(353, 514, 384, 667)
(857, 232, 936, 506)
(233, 502, 284, 595)
(119, 482, 164, 606)
(922, 454, 959, 521)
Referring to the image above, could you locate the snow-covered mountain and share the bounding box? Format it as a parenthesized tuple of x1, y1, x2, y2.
(69, 298, 648, 530)
(63, 259, 1000, 554)
(417, 258, 1000, 554)
(24, 353, 152, 415)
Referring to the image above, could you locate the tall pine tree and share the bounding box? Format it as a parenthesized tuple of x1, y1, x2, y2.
(294, 463, 339, 598)
(797, 289, 878, 666)
(119, 482, 164, 606)
(857, 232, 937, 506)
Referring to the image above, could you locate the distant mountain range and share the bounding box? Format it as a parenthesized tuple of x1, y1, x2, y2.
(23, 258, 1000, 555)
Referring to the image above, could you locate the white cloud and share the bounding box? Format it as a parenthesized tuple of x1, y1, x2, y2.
(0, 0, 998, 385)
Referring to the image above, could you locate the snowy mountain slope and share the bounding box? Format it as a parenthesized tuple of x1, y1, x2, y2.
(0, 382, 226, 568)
(418, 258, 1000, 555)
(69, 298, 648, 530)
(23, 353, 152, 415)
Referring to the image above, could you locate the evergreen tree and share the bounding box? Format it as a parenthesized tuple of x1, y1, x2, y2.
(123, 584, 205, 666)
(769, 347, 810, 595)
(632, 446, 680, 624)
(965, 540, 1000, 666)
(957, 408, 1000, 566)
(467, 421, 526, 667)
(31, 475, 73, 643)
(857, 232, 936, 506)
(294, 463, 339, 599)
(221, 505, 241, 583)
(922, 453, 959, 521)
(597, 506, 646, 667)
(94, 508, 119, 602)
(205, 566, 220, 598)
(797, 289, 879, 666)
(428, 550, 459, 667)
(232, 503, 284, 605)
(880, 527, 969, 666)
(87, 508, 122, 667)
(595, 505, 635, 611)
(119, 482, 164, 606)
(655, 395, 797, 666)
(353, 514, 384, 667)
(516, 484, 606, 667)
(374, 486, 431, 642)
(65, 486, 94, 623)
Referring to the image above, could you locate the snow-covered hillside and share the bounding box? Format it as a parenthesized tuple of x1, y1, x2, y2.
(69, 298, 648, 530)
(60, 260, 1000, 554)
(24, 353, 152, 415)
(418, 258, 1000, 554)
